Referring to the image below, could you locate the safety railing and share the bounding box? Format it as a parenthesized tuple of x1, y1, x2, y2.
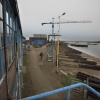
(21, 83, 100, 100)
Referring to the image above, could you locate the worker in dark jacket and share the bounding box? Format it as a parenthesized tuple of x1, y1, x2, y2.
(40, 52, 43, 60)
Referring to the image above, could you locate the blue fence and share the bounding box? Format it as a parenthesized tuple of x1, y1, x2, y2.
(21, 83, 100, 100)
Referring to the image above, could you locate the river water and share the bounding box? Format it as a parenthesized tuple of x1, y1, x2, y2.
(68, 43, 100, 59)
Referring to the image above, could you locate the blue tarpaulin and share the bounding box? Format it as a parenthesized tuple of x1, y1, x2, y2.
(32, 40, 44, 46)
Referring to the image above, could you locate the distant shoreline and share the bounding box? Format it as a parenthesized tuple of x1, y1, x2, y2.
(68, 43, 100, 59)
(64, 41, 100, 43)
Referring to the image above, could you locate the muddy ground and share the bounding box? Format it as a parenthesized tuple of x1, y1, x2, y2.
(21, 43, 100, 100)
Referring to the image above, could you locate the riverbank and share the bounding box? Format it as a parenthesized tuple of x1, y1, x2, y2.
(81, 53, 100, 65)
(59, 43, 100, 79)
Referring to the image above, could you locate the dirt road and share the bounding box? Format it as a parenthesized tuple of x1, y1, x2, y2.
(23, 46, 65, 100)
(22, 45, 89, 100)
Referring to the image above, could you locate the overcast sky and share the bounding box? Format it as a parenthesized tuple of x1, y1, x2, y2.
(17, 0, 100, 41)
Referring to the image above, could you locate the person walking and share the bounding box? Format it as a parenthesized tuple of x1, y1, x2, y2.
(40, 52, 43, 61)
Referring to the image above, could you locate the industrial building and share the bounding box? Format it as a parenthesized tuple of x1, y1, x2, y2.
(29, 34, 47, 47)
(0, 0, 23, 99)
